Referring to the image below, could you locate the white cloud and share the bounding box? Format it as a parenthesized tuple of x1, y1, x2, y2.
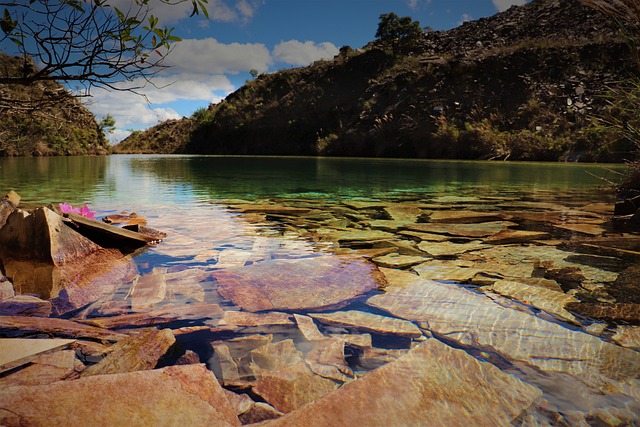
(105, 0, 263, 24)
(492, 0, 527, 12)
(83, 71, 234, 142)
(458, 13, 473, 25)
(164, 38, 273, 74)
(407, 0, 431, 10)
(273, 40, 339, 67)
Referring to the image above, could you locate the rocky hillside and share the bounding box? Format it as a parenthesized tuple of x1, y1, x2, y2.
(115, 0, 637, 162)
(0, 54, 109, 156)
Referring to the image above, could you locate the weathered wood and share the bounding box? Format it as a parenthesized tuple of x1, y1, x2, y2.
(0, 315, 127, 341)
(0, 190, 20, 229)
(66, 213, 158, 252)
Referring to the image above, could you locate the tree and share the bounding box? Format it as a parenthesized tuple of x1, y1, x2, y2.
(0, 0, 208, 107)
(375, 12, 422, 56)
(99, 113, 116, 135)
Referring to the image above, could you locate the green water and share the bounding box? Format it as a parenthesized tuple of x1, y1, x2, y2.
(0, 155, 623, 208)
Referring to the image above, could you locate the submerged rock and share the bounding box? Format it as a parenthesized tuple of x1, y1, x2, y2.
(566, 302, 640, 324)
(81, 328, 176, 377)
(0, 349, 84, 386)
(247, 339, 341, 413)
(309, 310, 422, 338)
(0, 338, 76, 374)
(213, 255, 385, 312)
(489, 280, 579, 324)
(367, 269, 640, 394)
(0, 364, 240, 426)
(0, 295, 52, 317)
(261, 339, 542, 426)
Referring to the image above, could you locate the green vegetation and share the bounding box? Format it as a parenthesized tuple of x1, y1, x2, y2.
(375, 12, 423, 56)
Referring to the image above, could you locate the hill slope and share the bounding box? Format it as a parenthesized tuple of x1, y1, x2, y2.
(0, 54, 109, 156)
(115, 0, 636, 162)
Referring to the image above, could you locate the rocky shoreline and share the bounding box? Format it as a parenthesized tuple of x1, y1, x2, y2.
(1, 189, 640, 425)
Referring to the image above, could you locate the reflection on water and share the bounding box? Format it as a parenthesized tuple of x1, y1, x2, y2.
(1, 155, 639, 424)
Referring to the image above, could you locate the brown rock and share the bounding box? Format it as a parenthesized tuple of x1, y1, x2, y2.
(81, 328, 176, 376)
(371, 253, 428, 268)
(78, 303, 224, 329)
(609, 264, 640, 304)
(213, 255, 385, 312)
(489, 280, 579, 323)
(0, 294, 52, 317)
(428, 210, 505, 223)
(211, 343, 241, 382)
(404, 221, 516, 238)
(221, 311, 294, 327)
(252, 361, 340, 413)
(304, 338, 354, 382)
(248, 339, 341, 413)
(355, 347, 408, 371)
(566, 302, 640, 323)
(0, 279, 14, 301)
(0, 364, 241, 426)
(309, 310, 422, 338)
(0, 338, 76, 374)
(261, 340, 541, 426)
(176, 349, 201, 365)
(131, 268, 167, 312)
(417, 240, 488, 257)
(239, 402, 283, 424)
(294, 314, 326, 341)
(484, 229, 551, 244)
(0, 315, 126, 341)
(612, 326, 640, 350)
(0, 190, 20, 229)
(0, 350, 84, 386)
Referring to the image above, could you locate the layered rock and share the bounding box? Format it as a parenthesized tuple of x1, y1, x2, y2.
(213, 255, 386, 312)
(261, 339, 542, 426)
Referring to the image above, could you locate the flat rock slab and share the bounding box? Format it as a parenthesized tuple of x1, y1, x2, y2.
(81, 328, 176, 376)
(0, 364, 240, 426)
(613, 326, 640, 350)
(484, 229, 551, 244)
(371, 253, 428, 268)
(418, 240, 489, 257)
(367, 269, 640, 393)
(221, 311, 294, 327)
(0, 338, 75, 373)
(428, 210, 505, 224)
(0, 315, 127, 341)
(294, 314, 326, 341)
(404, 221, 516, 238)
(553, 223, 606, 236)
(489, 280, 579, 323)
(262, 339, 542, 427)
(309, 310, 422, 338)
(0, 349, 84, 386)
(213, 255, 386, 312)
(0, 295, 52, 317)
(78, 303, 224, 329)
(247, 339, 340, 413)
(566, 302, 640, 324)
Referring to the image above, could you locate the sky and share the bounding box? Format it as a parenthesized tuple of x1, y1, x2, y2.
(73, 0, 527, 142)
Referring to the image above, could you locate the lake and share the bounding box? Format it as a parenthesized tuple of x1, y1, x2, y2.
(1, 155, 639, 424)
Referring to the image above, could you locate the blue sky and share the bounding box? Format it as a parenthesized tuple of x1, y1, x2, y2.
(83, 0, 528, 142)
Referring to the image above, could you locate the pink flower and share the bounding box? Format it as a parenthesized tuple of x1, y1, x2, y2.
(80, 205, 96, 220)
(59, 202, 80, 215)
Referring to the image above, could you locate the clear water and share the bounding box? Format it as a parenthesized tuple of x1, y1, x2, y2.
(1, 155, 638, 424)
